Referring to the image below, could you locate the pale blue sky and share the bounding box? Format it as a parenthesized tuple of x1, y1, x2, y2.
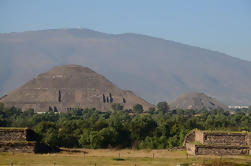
(0, 0, 251, 61)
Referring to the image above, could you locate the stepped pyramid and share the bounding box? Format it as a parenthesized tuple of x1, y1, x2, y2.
(0, 65, 153, 112)
(169, 92, 229, 110)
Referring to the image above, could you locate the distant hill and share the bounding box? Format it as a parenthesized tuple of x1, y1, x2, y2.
(0, 65, 153, 112)
(169, 92, 229, 111)
(0, 28, 251, 105)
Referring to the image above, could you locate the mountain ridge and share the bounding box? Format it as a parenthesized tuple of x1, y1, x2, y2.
(1, 28, 250, 63)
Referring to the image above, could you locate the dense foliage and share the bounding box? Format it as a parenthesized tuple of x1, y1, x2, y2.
(0, 102, 251, 149)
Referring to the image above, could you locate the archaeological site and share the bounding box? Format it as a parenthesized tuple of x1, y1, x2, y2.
(184, 130, 251, 155)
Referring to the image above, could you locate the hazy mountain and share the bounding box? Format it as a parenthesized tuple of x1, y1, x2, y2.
(0, 28, 251, 105)
(0, 65, 153, 112)
(169, 92, 229, 111)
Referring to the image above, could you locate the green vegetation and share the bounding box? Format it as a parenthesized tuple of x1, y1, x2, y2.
(0, 102, 251, 149)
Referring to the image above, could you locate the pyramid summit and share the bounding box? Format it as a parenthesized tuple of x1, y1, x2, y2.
(0, 65, 153, 112)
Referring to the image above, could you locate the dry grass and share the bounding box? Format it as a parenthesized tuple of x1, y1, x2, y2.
(0, 149, 251, 166)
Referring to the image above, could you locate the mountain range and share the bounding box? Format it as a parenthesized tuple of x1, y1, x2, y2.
(0, 28, 251, 105)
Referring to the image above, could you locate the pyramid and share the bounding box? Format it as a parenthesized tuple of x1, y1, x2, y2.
(0, 65, 153, 112)
(169, 92, 229, 111)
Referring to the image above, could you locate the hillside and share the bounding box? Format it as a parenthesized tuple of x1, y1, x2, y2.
(0, 65, 152, 112)
(0, 28, 251, 105)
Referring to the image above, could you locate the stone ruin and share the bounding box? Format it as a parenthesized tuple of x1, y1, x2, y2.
(0, 128, 36, 153)
(184, 130, 251, 155)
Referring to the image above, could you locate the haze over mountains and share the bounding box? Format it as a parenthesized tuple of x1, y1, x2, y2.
(0, 28, 251, 105)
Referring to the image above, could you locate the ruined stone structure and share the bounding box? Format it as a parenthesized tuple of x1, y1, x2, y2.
(184, 130, 251, 155)
(0, 65, 153, 112)
(0, 128, 36, 153)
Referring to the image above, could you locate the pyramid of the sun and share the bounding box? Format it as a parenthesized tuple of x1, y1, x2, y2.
(0, 65, 152, 112)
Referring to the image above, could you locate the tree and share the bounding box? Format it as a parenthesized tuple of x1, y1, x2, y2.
(43, 128, 59, 147)
(33, 121, 58, 147)
(133, 104, 144, 113)
(98, 127, 118, 147)
(147, 107, 155, 114)
(79, 130, 91, 148)
(89, 131, 104, 149)
(129, 115, 157, 141)
(157, 102, 169, 113)
(57, 121, 80, 147)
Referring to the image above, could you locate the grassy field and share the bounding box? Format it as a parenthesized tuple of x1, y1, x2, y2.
(1, 149, 251, 166)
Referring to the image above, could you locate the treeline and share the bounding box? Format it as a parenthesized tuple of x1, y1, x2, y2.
(0, 102, 251, 149)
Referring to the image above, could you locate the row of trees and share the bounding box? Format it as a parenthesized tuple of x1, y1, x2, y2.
(0, 102, 251, 149)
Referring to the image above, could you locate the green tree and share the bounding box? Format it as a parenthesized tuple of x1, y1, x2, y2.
(43, 128, 59, 147)
(98, 127, 118, 147)
(33, 121, 58, 147)
(129, 115, 157, 141)
(89, 131, 104, 149)
(147, 107, 155, 114)
(79, 130, 91, 148)
(133, 104, 144, 113)
(157, 102, 169, 113)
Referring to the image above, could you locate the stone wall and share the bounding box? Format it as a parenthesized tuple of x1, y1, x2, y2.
(203, 132, 247, 146)
(195, 145, 249, 155)
(0, 141, 36, 153)
(0, 128, 35, 141)
(0, 128, 37, 153)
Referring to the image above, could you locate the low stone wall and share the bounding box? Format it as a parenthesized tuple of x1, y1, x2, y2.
(0, 128, 35, 141)
(0, 128, 38, 153)
(195, 145, 250, 155)
(203, 132, 247, 146)
(0, 141, 36, 153)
